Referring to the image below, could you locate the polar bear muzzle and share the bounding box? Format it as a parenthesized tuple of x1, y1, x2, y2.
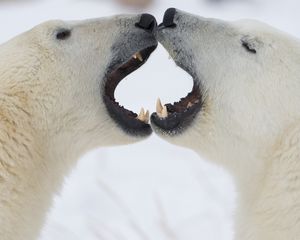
(103, 14, 157, 137)
(151, 9, 203, 135)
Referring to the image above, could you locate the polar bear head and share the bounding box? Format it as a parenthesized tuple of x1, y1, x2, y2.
(151, 9, 300, 167)
(0, 14, 157, 156)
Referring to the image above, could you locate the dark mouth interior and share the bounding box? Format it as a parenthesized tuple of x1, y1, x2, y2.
(151, 78, 203, 133)
(165, 84, 201, 114)
(103, 45, 157, 136)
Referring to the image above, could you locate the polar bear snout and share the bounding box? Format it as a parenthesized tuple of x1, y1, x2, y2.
(102, 14, 158, 137)
(150, 9, 204, 136)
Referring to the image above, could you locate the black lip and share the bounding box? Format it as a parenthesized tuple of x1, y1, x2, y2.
(103, 44, 157, 137)
(151, 80, 203, 135)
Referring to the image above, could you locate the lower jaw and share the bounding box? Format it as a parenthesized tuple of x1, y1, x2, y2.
(150, 104, 202, 136)
(103, 97, 152, 137)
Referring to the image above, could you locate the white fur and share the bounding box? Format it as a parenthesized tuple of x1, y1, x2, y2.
(156, 10, 300, 240)
(0, 16, 148, 240)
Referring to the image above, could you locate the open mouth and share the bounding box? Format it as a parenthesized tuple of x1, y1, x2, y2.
(103, 45, 157, 136)
(151, 78, 203, 135)
(150, 8, 203, 135)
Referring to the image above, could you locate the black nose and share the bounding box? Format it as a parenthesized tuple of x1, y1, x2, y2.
(159, 8, 177, 28)
(135, 14, 157, 33)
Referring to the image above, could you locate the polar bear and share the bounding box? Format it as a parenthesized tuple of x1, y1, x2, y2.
(151, 8, 300, 240)
(0, 14, 157, 240)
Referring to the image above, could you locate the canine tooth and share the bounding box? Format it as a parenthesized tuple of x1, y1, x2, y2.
(187, 102, 193, 108)
(137, 108, 149, 123)
(134, 52, 143, 62)
(161, 105, 168, 118)
(139, 107, 145, 116)
(137, 107, 145, 120)
(156, 98, 163, 114)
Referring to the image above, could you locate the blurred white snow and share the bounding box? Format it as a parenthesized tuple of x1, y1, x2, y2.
(0, 0, 299, 239)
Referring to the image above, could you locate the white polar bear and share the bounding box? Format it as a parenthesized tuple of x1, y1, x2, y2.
(0, 14, 157, 240)
(151, 8, 300, 240)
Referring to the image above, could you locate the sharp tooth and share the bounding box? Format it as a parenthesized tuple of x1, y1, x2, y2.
(187, 102, 193, 108)
(137, 108, 149, 123)
(161, 105, 168, 118)
(144, 110, 149, 124)
(137, 107, 145, 120)
(136, 52, 143, 62)
(156, 98, 163, 114)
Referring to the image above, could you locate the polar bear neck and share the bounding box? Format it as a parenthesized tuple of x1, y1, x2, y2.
(231, 122, 300, 240)
(0, 92, 83, 240)
(190, 116, 300, 239)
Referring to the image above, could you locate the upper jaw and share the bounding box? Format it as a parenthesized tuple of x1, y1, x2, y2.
(107, 36, 158, 79)
(156, 9, 197, 77)
(151, 8, 203, 136)
(102, 14, 158, 137)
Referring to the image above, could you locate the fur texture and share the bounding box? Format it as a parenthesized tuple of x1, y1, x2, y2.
(155, 10, 300, 240)
(0, 15, 153, 240)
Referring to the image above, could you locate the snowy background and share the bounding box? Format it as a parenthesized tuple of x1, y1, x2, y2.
(0, 0, 299, 239)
